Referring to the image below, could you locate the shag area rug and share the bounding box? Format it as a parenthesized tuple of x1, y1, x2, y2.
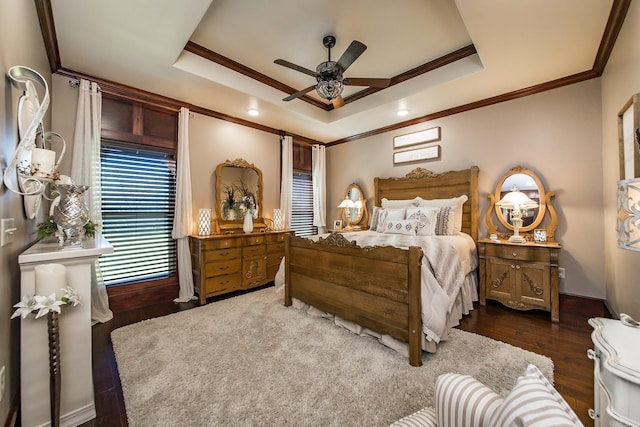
(111, 287, 553, 427)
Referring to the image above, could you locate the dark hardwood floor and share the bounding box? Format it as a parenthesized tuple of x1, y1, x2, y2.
(82, 288, 608, 427)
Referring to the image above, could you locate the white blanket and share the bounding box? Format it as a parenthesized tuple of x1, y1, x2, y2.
(275, 231, 477, 343)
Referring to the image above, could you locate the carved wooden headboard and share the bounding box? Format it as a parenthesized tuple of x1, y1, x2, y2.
(373, 166, 480, 242)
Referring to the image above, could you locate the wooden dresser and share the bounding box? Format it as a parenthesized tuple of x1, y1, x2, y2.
(189, 230, 292, 304)
(478, 238, 561, 322)
(588, 317, 640, 426)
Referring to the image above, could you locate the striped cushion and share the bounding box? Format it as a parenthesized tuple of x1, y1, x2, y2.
(435, 373, 504, 427)
(488, 364, 583, 427)
(390, 407, 437, 427)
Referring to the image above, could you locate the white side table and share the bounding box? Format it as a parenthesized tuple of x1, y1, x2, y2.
(588, 317, 640, 426)
(18, 236, 113, 427)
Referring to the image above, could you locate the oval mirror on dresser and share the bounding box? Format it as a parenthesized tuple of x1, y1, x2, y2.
(340, 183, 368, 229)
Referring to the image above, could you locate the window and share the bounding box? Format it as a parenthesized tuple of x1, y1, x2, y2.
(291, 170, 317, 237)
(98, 142, 177, 285)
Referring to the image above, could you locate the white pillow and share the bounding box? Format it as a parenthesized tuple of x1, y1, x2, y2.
(375, 208, 406, 233)
(381, 197, 419, 209)
(416, 195, 468, 233)
(369, 206, 382, 231)
(488, 364, 583, 427)
(434, 206, 458, 236)
(383, 219, 418, 235)
(406, 207, 439, 236)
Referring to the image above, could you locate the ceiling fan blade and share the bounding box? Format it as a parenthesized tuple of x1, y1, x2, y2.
(336, 40, 367, 72)
(343, 77, 391, 88)
(274, 59, 318, 78)
(283, 85, 317, 101)
(331, 96, 345, 109)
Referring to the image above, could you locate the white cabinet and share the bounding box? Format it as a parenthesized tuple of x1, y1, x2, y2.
(588, 317, 640, 426)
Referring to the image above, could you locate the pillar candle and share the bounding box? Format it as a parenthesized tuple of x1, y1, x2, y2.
(35, 263, 67, 299)
(30, 148, 56, 178)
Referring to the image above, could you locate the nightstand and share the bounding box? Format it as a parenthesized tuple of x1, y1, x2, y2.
(478, 238, 561, 322)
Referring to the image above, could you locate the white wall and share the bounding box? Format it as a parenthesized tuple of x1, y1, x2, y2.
(327, 79, 605, 298)
(188, 113, 281, 228)
(601, 0, 640, 319)
(0, 0, 51, 421)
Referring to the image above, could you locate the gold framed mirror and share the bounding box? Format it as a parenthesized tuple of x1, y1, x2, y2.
(486, 166, 558, 242)
(215, 159, 265, 231)
(339, 183, 368, 228)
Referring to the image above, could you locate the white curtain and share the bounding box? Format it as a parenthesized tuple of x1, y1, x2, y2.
(172, 107, 196, 302)
(70, 79, 113, 324)
(280, 135, 293, 229)
(312, 144, 326, 234)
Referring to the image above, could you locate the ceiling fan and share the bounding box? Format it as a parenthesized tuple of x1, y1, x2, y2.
(274, 35, 391, 108)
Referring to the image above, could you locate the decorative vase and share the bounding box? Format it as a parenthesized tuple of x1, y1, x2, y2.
(243, 211, 254, 233)
(51, 184, 90, 247)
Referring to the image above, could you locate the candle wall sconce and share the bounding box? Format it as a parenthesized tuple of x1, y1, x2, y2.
(3, 66, 67, 219)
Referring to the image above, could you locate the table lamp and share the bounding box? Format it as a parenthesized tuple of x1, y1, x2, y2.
(496, 185, 539, 243)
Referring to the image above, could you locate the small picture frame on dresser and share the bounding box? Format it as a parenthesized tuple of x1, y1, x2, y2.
(333, 220, 342, 231)
(534, 229, 547, 243)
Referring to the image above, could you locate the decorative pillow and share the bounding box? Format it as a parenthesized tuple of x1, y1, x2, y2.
(390, 407, 437, 427)
(417, 195, 468, 233)
(434, 206, 458, 236)
(381, 197, 419, 209)
(488, 364, 583, 427)
(375, 208, 406, 232)
(383, 219, 418, 235)
(406, 207, 439, 236)
(435, 373, 504, 427)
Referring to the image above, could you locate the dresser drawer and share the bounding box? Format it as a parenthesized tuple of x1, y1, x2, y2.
(205, 273, 242, 295)
(204, 247, 241, 263)
(266, 232, 290, 243)
(204, 258, 242, 277)
(485, 244, 550, 262)
(267, 242, 285, 254)
(243, 244, 266, 257)
(243, 235, 265, 246)
(201, 238, 240, 250)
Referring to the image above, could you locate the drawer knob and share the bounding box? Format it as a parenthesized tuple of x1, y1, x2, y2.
(221, 266, 229, 270)
(512, 252, 518, 257)
(587, 349, 598, 360)
(515, 265, 520, 270)
(511, 264, 515, 269)
(588, 409, 598, 419)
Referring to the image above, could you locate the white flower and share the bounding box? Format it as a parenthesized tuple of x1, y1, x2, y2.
(11, 295, 37, 319)
(33, 294, 65, 319)
(10, 286, 81, 320)
(61, 286, 81, 306)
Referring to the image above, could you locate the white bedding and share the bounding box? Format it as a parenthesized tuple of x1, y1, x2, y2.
(274, 231, 478, 353)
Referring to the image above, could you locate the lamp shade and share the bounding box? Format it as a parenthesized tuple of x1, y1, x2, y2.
(273, 209, 283, 230)
(338, 199, 355, 208)
(496, 186, 539, 211)
(198, 209, 211, 236)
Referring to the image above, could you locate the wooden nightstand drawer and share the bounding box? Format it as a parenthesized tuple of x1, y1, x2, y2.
(204, 258, 242, 277)
(266, 232, 291, 243)
(267, 242, 285, 253)
(485, 244, 550, 263)
(243, 244, 266, 257)
(204, 247, 241, 263)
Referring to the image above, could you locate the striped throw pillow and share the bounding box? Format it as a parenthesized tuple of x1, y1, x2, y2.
(435, 373, 504, 427)
(488, 364, 583, 427)
(390, 407, 437, 427)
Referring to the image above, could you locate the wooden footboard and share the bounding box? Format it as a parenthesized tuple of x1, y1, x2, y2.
(284, 233, 424, 366)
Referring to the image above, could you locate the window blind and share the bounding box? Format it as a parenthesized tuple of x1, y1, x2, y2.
(291, 171, 317, 237)
(99, 143, 177, 286)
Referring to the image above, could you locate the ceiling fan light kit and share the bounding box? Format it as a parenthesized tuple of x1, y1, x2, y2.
(275, 35, 390, 108)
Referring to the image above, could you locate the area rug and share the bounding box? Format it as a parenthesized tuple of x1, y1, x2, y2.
(111, 287, 553, 427)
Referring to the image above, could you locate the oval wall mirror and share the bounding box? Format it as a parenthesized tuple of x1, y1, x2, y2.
(494, 166, 546, 232)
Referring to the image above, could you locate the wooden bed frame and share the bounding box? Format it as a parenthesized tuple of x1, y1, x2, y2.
(284, 166, 479, 366)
